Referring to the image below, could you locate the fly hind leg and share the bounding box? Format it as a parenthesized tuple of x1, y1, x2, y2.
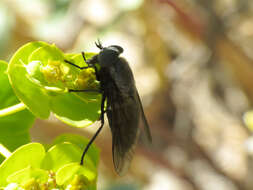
(80, 92, 106, 165)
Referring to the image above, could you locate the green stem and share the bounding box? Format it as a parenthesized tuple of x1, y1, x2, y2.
(0, 103, 26, 117)
(0, 144, 11, 158)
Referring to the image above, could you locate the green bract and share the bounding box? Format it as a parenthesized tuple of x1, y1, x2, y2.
(0, 60, 35, 162)
(7, 41, 101, 127)
(0, 143, 45, 187)
(0, 42, 101, 189)
(52, 134, 99, 167)
(0, 137, 99, 190)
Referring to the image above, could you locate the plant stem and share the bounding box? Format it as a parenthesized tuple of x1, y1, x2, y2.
(0, 144, 11, 158)
(0, 103, 26, 117)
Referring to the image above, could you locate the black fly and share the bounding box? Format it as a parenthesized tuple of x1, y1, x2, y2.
(64, 40, 152, 175)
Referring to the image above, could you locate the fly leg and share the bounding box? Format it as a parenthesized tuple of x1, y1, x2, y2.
(64, 52, 97, 70)
(80, 92, 106, 165)
(64, 59, 91, 69)
(64, 52, 93, 69)
(64, 52, 100, 92)
(65, 51, 103, 165)
(68, 89, 101, 93)
(64, 52, 100, 81)
(84, 52, 100, 81)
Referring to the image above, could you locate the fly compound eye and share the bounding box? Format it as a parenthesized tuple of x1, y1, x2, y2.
(109, 45, 124, 54)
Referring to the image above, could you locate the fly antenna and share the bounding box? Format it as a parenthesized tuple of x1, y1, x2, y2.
(95, 39, 103, 49)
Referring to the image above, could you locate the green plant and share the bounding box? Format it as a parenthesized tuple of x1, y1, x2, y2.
(0, 42, 101, 189)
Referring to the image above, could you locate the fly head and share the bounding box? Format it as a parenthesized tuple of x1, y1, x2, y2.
(95, 41, 124, 68)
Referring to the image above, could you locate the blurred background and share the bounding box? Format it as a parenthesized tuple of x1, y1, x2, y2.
(2, 0, 253, 189)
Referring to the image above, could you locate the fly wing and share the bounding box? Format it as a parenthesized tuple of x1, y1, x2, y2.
(106, 57, 151, 175)
(135, 91, 152, 143)
(106, 87, 141, 175)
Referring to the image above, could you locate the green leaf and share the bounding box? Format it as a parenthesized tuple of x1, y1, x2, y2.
(28, 44, 67, 90)
(41, 142, 81, 172)
(0, 60, 35, 162)
(52, 53, 101, 127)
(56, 163, 97, 186)
(28, 44, 64, 63)
(7, 42, 101, 127)
(0, 138, 99, 188)
(52, 134, 100, 167)
(67, 174, 96, 190)
(41, 142, 95, 173)
(3, 183, 23, 190)
(52, 93, 101, 127)
(0, 143, 45, 186)
(7, 41, 51, 118)
(7, 167, 49, 185)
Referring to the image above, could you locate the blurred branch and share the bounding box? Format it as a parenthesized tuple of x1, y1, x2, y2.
(139, 1, 172, 89)
(162, 0, 253, 104)
(216, 35, 253, 104)
(159, 0, 205, 39)
(151, 0, 253, 189)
